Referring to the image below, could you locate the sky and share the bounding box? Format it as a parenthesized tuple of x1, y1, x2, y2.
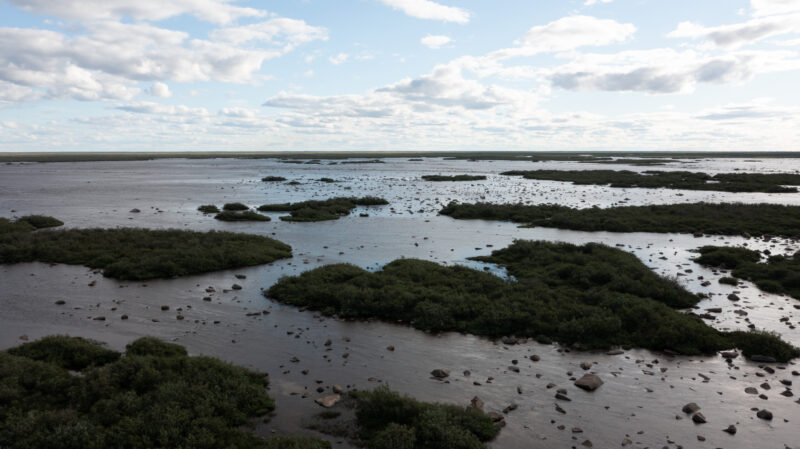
(1, 0, 800, 152)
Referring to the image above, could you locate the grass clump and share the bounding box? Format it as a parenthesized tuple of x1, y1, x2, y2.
(125, 337, 188, 357)
(223, 202, 250, 211)
(0, 336, 334, 449)
(262, 176, 287, 182)
(502, 170, 800, 193)
(198, 204, 220, 214)
(318, 178, 338, 183)
(0, 227, 291, 280)
(719, 276, 739, 285)
(258, 197, 388, 222)
(727, 330, 800, 361)
(215, 210, 271, 222)
(6, 335, 120, 371)
(439, 202, 800, 238)
(266, 240, 797, 357)
(351, 386, 500, 449)
(695, 246, 800, 299)
(421, 175, 487, 182)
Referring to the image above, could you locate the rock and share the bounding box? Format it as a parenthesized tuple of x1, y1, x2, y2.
(501, 336, 518, 345)
(745, 387, 758, 394)
(121, 314, 128, 320)
(487, 412, 505, 426)
(161, 305, 169, 311)
(332, 385, 343, 394)
(555, 393, 571, 401)
(468, 396, 484, 411)
(431, 369, 450, 379)
(324, 339, 332, 346)
(574, 374, 604, 391)
(780, 389, 793, 397)
(706, 307, 722, 313)
(231, 284, 242, 290)
(580, 361, 592, 370)
(756, 409, 773, 420)
(621, 438, 632, 446)
(727, 293, 740, 301)
(54, 300, 66, 305)
(508, 366, 520, 373)
(235, 274, 246, 279)
(502, 403, 518, 414)
(581, 439, 592, 447)
(315, 394, 341, 408)
(723, 424, 737, 435)
(692, 412, 707, 424)
(682, 403, 701, 414)
(697, 435, 706, 441)
(750, 355, 777, 363)
(720, 351, 738, 359)
(606, 349, 624, 355)
(18, 335, 28, 341)
(386, 345, 395, 351)
(92, 316, 105, 321)
(530, 354, 541, 361)
(129, 208, 140, 213)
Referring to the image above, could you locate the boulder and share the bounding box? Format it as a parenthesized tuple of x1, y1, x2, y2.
(756, 409, 773, 420)
(692, 412, 707, 424)
(431, 369, 450, 379)
(315, 394, 341, 408)
(682, 403, 701, 414)
(574, 374, 604, 391)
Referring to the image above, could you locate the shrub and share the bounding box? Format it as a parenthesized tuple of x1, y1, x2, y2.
(198, 204, 220, 213)
(421, 175, 487, 182)
(0, 336, 298, 449)
(258, 197, 388, 222)
(440, 202, 800, 238)
(7, 335, 119, 371)
(215, 210, 271, 222)
(719, 277, 738, 285)
(262, 176, 287, 182)
(17, 215, 64, 229)
(0, 227, 291, 280)
(696, 246, 800, 299)
(223, 202, 249, 211)
(125, 337, 188, 357)
(726, 330, 800, 362)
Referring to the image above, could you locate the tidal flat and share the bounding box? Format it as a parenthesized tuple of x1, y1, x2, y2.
(1, 155, 800, 449)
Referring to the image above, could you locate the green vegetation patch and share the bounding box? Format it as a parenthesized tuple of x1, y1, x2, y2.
(421, 175, 487, 182)
(258, 197, 388, 222)
(0, 216, 63, 234)
(215, 210, 271, 222)
(351, 386, 500, 449)
(502, 170, 800, 193)
(198, 204, 220, 214)
(0, 336, 332, 449)
(318, 178, 338, 183)
(439, 202, 800, 238)
(268, 240, 797, 360)
(223, 202, 250, 211)
(0, 226, 291, 280)
(695, 246, 800, 299)
(262, 176, 287, 182)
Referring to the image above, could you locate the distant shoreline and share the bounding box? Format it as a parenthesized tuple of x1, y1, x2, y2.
(2, 150, 800, 163)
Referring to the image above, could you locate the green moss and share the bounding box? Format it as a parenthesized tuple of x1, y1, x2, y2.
(0, 336, 303, 449)
(421, 175, 487, 182)
(17, 215, 65, 229)
(223, 202, 250, 211)
(262, 176, 287, 182)
(258, 197, 388, 222)
(502, 170, 800, 193)
(351, 386, 499, 449)
(696, 246, 800, 299)
(215, 210, 271, 222)
(0, 227, 291, 280)
(198, 204, 220, 214)
(439, 202, 800, 238)
(6, 335, 120, 371)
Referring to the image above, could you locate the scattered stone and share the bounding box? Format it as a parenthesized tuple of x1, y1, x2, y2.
(727, 293, 740, 301)
(231, 284, 242, 290)
(503, 403, 518, 414)
(468, 396, 484, 411)
(386, 345, 395, 351)
(530, 355, 541, 362)
(606, 349, 624, 355)
(332, 385, 343, 394)
(682, 403, 701, 414)
(575, 374, 604, 391)
(723, 424, 737, 435)
(580, 361, 592, 370)
(756, 409, 773, 420)
(431, 369, 450, 379)
(54, 300, 65, 305)
(315, 394, 341, 408)
(745, 387, 758, 395)
(692, 412, 707, 424)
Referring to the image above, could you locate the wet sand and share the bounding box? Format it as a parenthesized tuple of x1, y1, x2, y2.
(1, 157, 798, 448)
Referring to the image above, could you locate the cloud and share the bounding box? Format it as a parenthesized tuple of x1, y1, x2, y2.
(375, 0, 469, 23)
(547, 49, 800, 94)
(114, 101, 209, 117)
(421, 35, 452, 49)
(209, 17, 329, 50)
(219, 107, 257, 118)
(149, 82, 172, 98)
(0, 17, 326, 101)
(751, 0, 800, 17)
(584, 0, 612, 5)
(329, 53, 349, 65)
(668, 15, 800, 48)
(4, 0, 265, 25)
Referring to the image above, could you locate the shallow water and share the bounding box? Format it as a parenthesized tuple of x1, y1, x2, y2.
(1, 157, 798, 449)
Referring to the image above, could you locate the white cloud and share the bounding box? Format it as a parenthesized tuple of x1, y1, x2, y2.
(519, 15, 635, 53)
(4, 0, 265, 25)
(375, 0, 469, 23)
(421, 35, 452, 49)
(329, 53, 350, 65)
(209, 18, 329, 50)
(752, 0, 800, 17)
(114, 101, 209, 117)
(668, 15, 800, 48)
(584, 0, 612, 5)
(149, 82, 172, 98)
(0, 17, 326, 101)
(219, 107, 257, 118)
